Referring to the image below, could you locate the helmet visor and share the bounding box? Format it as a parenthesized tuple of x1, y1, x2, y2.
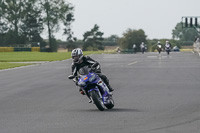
(72, 55, 79, 63)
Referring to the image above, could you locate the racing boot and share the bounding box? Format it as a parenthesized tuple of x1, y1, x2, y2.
(107, 84, 114, 92)
(88, 99, 92, 103)
(100, 75, 114, 92)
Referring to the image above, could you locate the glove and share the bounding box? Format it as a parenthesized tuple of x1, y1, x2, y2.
(91, 63, 97, 68)
(75, 81, 78, 86)
(91, 67, 96, 72)
(72, 78, 78, 86)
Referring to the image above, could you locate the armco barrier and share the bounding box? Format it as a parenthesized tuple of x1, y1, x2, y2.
(14, 47, 31, 52)
(0, 47, 40, 52)
(31, 47, 40, 52)
(0, 47, 14, 52)
(121, 49, 134, 54)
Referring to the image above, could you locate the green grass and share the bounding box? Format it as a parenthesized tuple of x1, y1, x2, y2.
(0, 52, 71, 62)
(0, 51, 104, 62)
(180, 49, 193, 52)
(0, 62, 33, 70)
(0, 51, 105, 69)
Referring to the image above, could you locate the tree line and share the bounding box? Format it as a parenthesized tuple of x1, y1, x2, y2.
(0, 0, 197, 52)
(116, 22, 198, 52)
(0, 0, 73, 52)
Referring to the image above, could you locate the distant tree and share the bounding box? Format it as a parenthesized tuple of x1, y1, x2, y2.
(0, 0, 28, 44)
(0, 19, 8, 34)
(40, 0, 73, 52)
(0, 0, 74, 49)
(0, 0, 44, 46)
(0, 20, 9, 46)
(63, 7, 77, 51)
(118, 28, 147, 51)
(103, 35, 119, 46)
(172, 22, 198, 42)
(104, 35, 119, 42)
(83, 24, 104, 51)
(20, 0, 44, 45)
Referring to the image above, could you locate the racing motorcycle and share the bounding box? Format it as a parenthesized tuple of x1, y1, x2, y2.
(157, 45, 162, 54)
(68, 66, 114, 111)
(165, 45, 171, 55)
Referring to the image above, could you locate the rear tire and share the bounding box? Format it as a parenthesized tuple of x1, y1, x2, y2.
(90, 91, 105, 111)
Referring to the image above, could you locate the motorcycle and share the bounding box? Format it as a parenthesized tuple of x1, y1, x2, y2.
(141, 47, 145, 54)
(165, 46, 171, 55)
(68, 66, 114, 111)
(157, 45, 162, 54)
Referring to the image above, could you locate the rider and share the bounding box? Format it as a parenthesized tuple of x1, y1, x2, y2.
(133, 44, 137, 53)
(70, 48, 114, 95)
(157, 41, 162, 54)
(140, 42, 145, 54)
(165, 41, 171, 53)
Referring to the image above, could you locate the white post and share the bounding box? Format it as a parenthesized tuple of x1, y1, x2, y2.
(196, 38, 200, 56)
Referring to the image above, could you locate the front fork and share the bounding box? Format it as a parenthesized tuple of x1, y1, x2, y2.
(84, 79, 110, 103)
(87, 87, 102, 103)
(97, 79, 111, 103)
(97, 79, 110, 94)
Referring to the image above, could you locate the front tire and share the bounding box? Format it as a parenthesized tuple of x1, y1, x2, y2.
(105, 96, 114, 109)
(90, 91, 105, 111)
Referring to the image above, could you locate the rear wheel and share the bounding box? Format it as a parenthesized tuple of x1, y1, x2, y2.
(90, 91, 105, 111)
(166, 49, 170, 55)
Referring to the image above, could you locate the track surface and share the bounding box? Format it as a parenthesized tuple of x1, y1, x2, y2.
(0, 52, 200, 133)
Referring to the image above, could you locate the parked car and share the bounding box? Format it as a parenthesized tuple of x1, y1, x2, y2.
(172, 46, 180, 52)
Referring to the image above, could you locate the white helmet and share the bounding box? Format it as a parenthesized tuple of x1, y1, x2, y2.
(71, 48, 83, 63)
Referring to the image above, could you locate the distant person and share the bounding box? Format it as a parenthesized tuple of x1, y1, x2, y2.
(140, 42, 145, 54)
(116, 47, 121, 53)
(157, 41, 162, 54)
(194, 36, 198, 42)
(196, 37, 200, 43)
(133, 44, 137, 53)
(165, 41, 171, 55)
(144, 44, 147, 52)
(195, 38, 200, 53)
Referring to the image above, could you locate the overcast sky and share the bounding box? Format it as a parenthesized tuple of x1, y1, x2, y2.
(53, 0, 200, 40)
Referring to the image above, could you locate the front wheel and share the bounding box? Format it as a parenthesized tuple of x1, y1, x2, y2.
(105, 96, 114, 109)
(90, 91, 105, 111)
(167, 51, 170, 55)
(166, 49, 170, 55)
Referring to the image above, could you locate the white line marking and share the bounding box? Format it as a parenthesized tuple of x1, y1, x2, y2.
(128, 61, 138, 65)
(147, 56, 157, 58)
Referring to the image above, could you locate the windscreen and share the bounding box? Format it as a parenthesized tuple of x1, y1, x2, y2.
(78, 66, 90, 75)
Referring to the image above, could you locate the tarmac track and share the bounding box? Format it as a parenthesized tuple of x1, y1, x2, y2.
(0, 52, 200, 133)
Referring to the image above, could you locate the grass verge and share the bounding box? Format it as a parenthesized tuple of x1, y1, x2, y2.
(180, 49, 193, 52)
(0, 51, 105, 69)
(0, 51, 105, 62)
(0, 62, 33, 70)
